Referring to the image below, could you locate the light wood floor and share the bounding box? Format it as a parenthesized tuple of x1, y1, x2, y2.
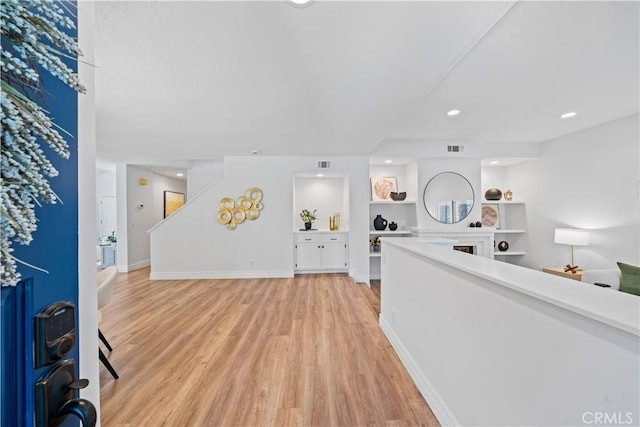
(99, 269, 438, 426)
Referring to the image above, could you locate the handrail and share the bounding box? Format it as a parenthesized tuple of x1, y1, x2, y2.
(147, 175, 224, 233)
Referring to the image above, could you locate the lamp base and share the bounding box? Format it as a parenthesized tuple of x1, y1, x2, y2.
(564, 264, 580, 274)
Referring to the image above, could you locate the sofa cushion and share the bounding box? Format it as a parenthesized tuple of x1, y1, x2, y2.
(617, 262, 640, 296)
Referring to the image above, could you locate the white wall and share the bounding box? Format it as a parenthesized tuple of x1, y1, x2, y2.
(187, 159, 223, 198)
(381, 239, 639, 426)
(77, 1, 100, 420)
(294, 177, 344, 230)
(503, 114, 640, 269)
(150, 156, 370, 282)
(116, 165, 187, 272)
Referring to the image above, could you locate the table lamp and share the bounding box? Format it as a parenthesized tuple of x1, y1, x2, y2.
(554, 228, 590, 273)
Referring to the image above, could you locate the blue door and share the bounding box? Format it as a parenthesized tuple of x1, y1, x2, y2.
(1, 3, 86, 425)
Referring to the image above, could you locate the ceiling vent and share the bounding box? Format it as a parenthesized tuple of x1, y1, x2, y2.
(447, 145, 464, 153)
(317, 161, 331, 169)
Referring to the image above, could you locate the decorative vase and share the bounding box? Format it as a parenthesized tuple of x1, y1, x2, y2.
(372, 244, 380, 252)
(475, 221, 482, 228)
(485, 188, 503, 201)
(373, 214, 388, 231)
(469, 222, 476, 227)
(504, 189, 513, 201)
(388, 221, 398, 231)
(390, 191, 407, 201)
(498, 241, 509, 251)
(304, 222, 312, 230)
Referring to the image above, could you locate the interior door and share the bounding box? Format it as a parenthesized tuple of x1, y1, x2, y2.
(99, 196, 117, 239)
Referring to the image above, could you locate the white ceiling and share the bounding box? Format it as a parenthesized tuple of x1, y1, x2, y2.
(94, 1, 639, 168)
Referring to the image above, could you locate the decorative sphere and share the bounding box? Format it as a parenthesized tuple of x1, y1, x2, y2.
(485, 188, 503, 201)
(497, 241, 509, 252)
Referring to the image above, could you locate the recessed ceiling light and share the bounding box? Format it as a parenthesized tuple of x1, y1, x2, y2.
(288, 0, 314, 8)
(384, 160, 393, 164)
(447, 109, 461, 116)
(490, 161, 500, 165)
(316, 173, 324, 177)
(561, 112, 577, 119)
(176, 173, 184, 177)
(251, 150, 259, 155)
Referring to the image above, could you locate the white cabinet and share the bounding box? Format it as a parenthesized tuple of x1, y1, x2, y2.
(294, 232, 348, 273)
(488, 201, 527, 262)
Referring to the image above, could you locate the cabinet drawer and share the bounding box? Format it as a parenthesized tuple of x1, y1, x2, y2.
(296, 234, 320, 243)
(321, 233, 346, 243)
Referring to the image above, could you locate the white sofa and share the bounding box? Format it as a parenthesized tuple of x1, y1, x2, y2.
(582, 269, 621, 290)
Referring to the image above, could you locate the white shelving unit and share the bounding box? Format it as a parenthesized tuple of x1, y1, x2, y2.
(369, 200, 417, 279)
(487, 201, 527, 263)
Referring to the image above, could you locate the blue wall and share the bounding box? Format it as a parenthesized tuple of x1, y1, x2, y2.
(1, 3, 81, 425)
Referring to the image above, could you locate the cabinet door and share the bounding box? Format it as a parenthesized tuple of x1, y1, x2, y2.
(322, 242, 347, 269)
(295, 243, 322, 270)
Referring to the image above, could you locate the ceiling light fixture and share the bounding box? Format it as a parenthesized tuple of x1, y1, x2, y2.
(176, 173, 184, 177)
(490, 161, 500, 165)
(447, 109, 461, 116)
(384, 160, 393, 164)
(288, 0, 314, 8)
(561, 112, 577, 119)
(316, 173, 324, 177)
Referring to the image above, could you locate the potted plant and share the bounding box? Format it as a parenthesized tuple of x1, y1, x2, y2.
(300, 209, 318, 230)
(370, 236, 381, 252)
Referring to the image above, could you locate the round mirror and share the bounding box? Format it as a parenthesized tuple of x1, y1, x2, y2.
(423, 172, 474, 224)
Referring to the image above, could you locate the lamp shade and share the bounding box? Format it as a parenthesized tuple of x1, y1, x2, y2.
(554, 228, 590, 246)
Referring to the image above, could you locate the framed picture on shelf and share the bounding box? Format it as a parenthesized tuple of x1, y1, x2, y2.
(481, 204, 500, 228)
(370, 176, 398, 201)
(164, 191, 185, 218)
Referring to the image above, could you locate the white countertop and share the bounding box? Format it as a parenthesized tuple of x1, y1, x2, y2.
(384, 237, 640, 336)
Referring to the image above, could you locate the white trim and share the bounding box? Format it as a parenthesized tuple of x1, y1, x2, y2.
(293, 269, 348, 275)
(379, 316, 460, 427)
(129, 259, 150, 271)
(117, 259, 150, 273)
(350, 268, 370, 285)
(149, 270, 294, 280)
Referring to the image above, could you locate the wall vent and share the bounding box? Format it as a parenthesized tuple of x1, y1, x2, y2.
(317, 161, 331, 169)
(447, 145, 464, 153)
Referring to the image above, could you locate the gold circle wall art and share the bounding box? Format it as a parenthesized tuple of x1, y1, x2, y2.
(217, 188, 263, 230)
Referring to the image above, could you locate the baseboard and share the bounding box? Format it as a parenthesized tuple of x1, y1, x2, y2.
(379, 316, 459, 427)
(149, 270, 294, 280)
(128, 259, 150, 272)
(349, 268, 370, 285)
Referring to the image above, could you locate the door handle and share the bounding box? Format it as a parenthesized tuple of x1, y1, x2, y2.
(35, 359, 97, 427)
(59, 398, 97, 427)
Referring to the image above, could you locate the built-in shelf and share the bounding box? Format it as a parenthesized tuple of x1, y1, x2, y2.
(494, 229, 526, 234)
(494, 251, 526, 256)
(482, 200, 525, 204)
(369, 200, 416, 205)
(369, 230, 413, 235)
